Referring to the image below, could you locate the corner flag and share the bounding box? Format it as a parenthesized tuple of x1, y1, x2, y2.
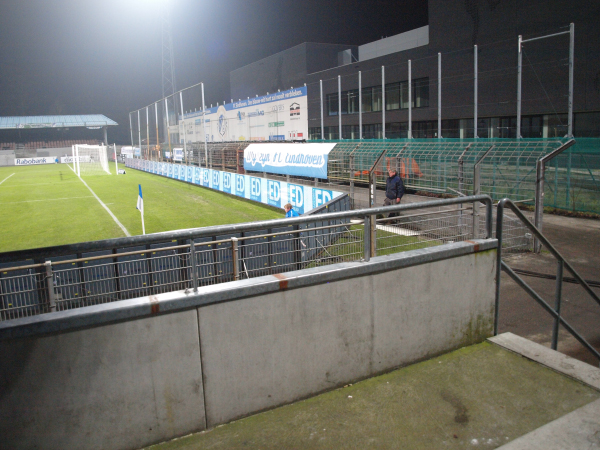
(136, 184, 145, 235)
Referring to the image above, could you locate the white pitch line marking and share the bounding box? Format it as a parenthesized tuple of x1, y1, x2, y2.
(0, 196, 94, 204)
(77, 177, 131, 237)
(0, 173, 15, 185)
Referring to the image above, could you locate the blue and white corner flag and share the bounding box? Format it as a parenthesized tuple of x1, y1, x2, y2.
(136, 184, 145, 235)
(136, 184, 144, 214)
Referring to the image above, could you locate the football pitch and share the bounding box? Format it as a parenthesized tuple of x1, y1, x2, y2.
(0, 164, 281, 253)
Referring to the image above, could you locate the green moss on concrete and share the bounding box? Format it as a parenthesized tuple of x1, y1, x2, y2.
(145, 342, 600, 450)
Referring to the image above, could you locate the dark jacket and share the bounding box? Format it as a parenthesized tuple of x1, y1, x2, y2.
(385, 173, 405, 200)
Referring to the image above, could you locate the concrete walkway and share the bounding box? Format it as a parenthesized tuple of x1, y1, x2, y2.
(144, 335, 600, 450)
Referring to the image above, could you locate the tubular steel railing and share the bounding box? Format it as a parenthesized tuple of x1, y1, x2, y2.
(0, 195, 492, 322)
(495, 198, 600, 364)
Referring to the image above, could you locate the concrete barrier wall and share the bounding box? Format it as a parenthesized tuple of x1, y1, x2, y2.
(0, 239, 496, 450)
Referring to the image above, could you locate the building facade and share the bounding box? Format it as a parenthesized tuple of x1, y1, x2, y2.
(230, 0, 600, 140)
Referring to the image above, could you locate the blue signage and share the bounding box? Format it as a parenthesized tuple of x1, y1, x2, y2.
(222, 172, 232, 194)
(267, 180, 281, 208)
(250, 177, 262, 202)
(235, 174, 245, 197)
(312, 188, 333, 209)
(288, 183, 305, 214)
(202, 169, 211, 187)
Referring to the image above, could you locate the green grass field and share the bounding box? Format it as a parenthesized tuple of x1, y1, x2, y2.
(0, 164, 281, 252)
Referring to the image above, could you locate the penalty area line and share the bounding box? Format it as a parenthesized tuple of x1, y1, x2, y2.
(77, 177, 131, 237)
(0, 173, 15, 185)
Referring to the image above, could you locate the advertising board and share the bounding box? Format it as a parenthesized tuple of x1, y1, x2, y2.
(178, 87, 308, 143)
(125, 158, 342, 214)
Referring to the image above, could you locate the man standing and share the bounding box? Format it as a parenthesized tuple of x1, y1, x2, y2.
(384, 169, 405, 221)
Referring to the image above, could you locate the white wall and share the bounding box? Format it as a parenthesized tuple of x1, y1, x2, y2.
(359, 25, 429, 62)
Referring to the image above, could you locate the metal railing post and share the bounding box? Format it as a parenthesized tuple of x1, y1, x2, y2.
(363, 216, 371, 262)
(473, 145, 494, 239)
(189, 241, 198, 291)
(349, 155, 355, 207)
(370, 214, 377, 258)
(44, 261, 57, 312)
(551, 259, 564, 350)
(534, 160, 545, 252)
(231, 237, 240, 281)
(494, 202, 505, 336)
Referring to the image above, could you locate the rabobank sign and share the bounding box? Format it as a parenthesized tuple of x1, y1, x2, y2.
(15, 157, 55, 166)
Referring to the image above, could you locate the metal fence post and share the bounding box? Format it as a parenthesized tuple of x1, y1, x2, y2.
(534, 160, 545, 252)
(44, 261, 56, 312)
(370, 214, 377, 258)
(349, 154, 355, 207)
(231, 237, 240, 281)
(551, 259, 564, 350)
(189, 241, 198, 291)
(363, 216, 371, 262)
(473, 164, 480, 239)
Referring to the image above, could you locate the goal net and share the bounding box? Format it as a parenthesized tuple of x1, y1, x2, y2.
(74, 144, 111, 176)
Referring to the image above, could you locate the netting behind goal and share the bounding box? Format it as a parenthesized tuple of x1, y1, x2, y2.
(74, 144, 111, 176)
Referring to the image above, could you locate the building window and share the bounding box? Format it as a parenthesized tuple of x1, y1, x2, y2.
(441, 120, 460, 138)
(413, 78, 429, 108)
(521, 116, 543, 138)
(362, 87, 372, 113)
(384, 78, 429, 111)
(309, 127, 322, 140)
(362, 123, 382, 139)
(386, 82, 401, 111)
(326, 93, 338, 116)
(324, 126, 339, 140)
(386, 122, 408, 139)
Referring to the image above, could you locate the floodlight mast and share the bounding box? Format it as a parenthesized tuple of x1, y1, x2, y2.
(517, 23, 574, 139)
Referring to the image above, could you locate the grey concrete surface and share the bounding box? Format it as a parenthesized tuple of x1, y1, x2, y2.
(498, 213, 600, 366)
(490, 332, 600, 390)
(496, 398, 600, 450)
(0, 310, 206, 450)
(144, 341, 600, 450)
(198, 248, 496, 427)
(0, 240, 496, 450)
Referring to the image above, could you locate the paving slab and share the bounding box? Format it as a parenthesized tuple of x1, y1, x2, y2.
(144, 341, 600, 450)
(496, 398, 600, 450)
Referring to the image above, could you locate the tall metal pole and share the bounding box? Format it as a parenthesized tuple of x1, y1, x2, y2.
(438, 53, 442, 139)
(179, 91, 187, 164)
(320, 79, 324, 140)
(129, 112, 134, 147)
(381, 66, 385, 139)
(408, 60, 412, 139)
(155, 102, 159, 161)
(568, 22, 574, 138)
(359, 71, 363, 139)
(338, 75, 342, 139)
(201, 82, 208, 168)
(146, 107, 150, 160)
(517, 35, 523, 139)
(164, 98, 172, 159)
(137, 110, 142, 157)
(474, 45, 478, 138)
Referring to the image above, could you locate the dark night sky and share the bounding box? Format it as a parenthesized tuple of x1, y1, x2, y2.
(0, 0, 428, 142)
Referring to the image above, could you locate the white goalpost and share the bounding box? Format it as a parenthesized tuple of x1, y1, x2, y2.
(74, 144, 112, 177)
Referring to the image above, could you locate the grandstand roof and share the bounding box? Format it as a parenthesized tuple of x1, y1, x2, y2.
(0, 115, 118, 130)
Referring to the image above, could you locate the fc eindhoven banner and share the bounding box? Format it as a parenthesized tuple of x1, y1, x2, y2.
(125, 158, 343, 214)
(243, 143, 336, 179)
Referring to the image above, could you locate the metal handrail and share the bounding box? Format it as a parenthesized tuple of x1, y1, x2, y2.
(495, 197, 600, 363)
